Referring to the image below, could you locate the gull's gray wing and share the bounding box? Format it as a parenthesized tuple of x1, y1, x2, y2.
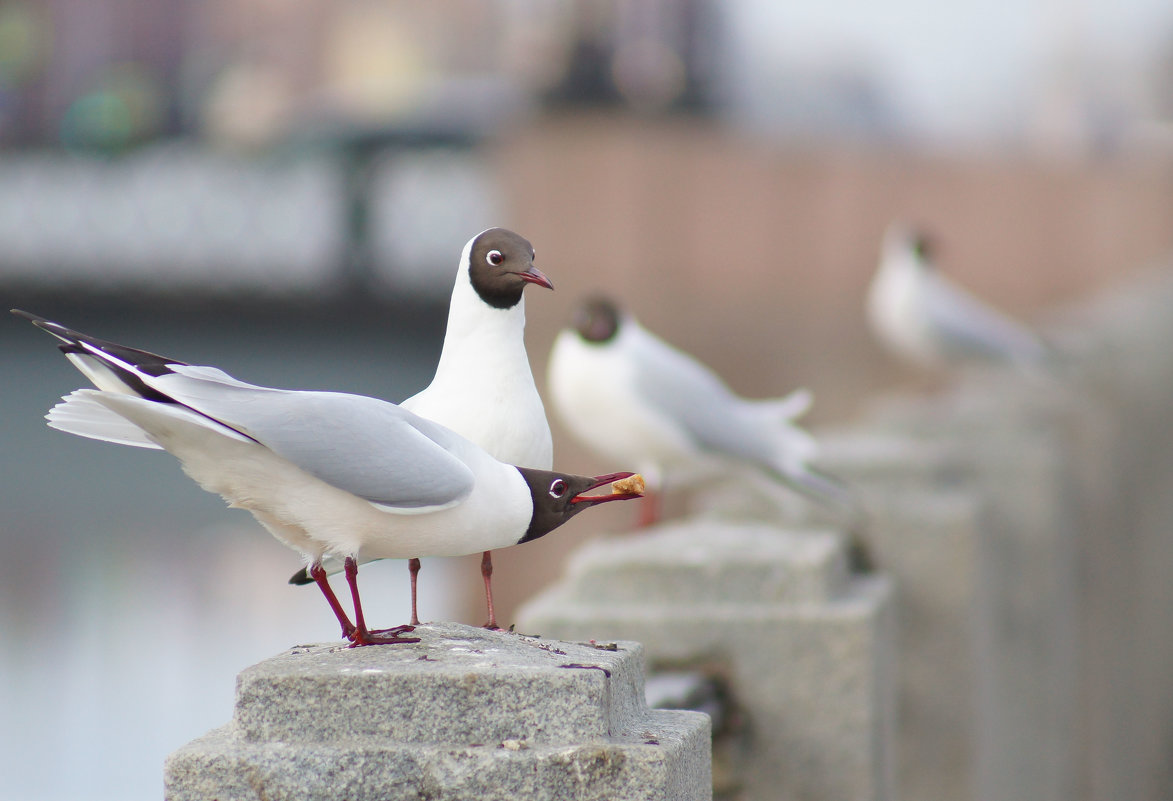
(624, 322, 852, 510)
(923, 274, 1047, 364)
(628, 325, 784, 468)
(148, 370, 477, 510)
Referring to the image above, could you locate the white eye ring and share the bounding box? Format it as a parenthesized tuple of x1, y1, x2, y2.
(549, 478, 567, 498)
(486, 250, 504, 266)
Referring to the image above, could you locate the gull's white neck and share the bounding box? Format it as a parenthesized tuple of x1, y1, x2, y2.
(404, 237, 552, 469)
(432, 245, 529, 380)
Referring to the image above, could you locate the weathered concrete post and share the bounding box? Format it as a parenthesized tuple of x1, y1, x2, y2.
(518, 522, 896, 801)
(165, 622, 712, 801)
(865, 377, 1084, 801)
(1050, 272, 1173, 801)
(812, 428, 984, 801)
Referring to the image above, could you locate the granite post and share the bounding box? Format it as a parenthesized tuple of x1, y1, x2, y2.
(518, 522, 896, 801)
(165, 622, 712, 801)
(813, 428, 985, 801)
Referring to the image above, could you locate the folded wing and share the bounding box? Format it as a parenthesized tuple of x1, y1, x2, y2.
(20, 308, 478, 512)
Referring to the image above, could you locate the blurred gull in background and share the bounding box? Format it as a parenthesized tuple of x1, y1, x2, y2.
(547, 296, 852, 527)
(867, 223, 1053, 372)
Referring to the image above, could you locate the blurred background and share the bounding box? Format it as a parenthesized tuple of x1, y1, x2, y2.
(3, 1, 1173, 799)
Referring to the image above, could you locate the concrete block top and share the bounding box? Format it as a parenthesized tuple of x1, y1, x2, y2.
(232, 622, 647, 746)
(814, 427, 973, 491)
(553, 521, 848, 606)
(863, 379, 1077, 442)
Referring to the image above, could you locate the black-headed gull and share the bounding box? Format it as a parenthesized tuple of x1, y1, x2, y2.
(867, 223, 1051, 371)
(14, 310, 641, 646)
(547, 297, 850, 525)
(398, 227, 554, 629)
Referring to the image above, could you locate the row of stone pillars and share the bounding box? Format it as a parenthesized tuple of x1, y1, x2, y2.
(166, 266, 1173, 800)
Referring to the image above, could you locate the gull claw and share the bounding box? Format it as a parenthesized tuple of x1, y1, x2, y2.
(347, 623, 420, 647)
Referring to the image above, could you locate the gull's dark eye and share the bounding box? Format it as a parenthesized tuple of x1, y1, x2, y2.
(548, 478, 567, 499)
(486, 250, 504, 267)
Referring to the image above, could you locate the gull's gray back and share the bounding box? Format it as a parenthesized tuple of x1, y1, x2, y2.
(629, 327, 786, 471)
(153, 370, 477, 509)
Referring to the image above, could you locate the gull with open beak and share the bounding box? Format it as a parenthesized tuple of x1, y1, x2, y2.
(15, 309, 642, 646)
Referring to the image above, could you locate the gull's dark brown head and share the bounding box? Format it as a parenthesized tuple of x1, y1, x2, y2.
(910, 229, 937, 266)
(516, 468, 644, 544)
(467, 228, 553, 310)
(573, 296, 622, 344)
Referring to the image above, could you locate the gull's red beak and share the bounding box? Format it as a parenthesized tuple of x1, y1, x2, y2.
(517, 265, 554, 291)
(570, 471, 643, 506)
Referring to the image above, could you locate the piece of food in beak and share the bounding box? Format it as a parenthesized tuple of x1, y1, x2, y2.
(611, 473, 646, 496)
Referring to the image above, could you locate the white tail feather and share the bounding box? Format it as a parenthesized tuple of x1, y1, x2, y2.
(64, 353, 140, 395)
(90, 391, 255, 445)
(750, 387, 814, 423)
(47, 390, 162, 449)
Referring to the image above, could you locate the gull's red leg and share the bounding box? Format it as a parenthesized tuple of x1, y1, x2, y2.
(408, 557, 422, 626)
(481, 551, 501, 630)
(344, 556, 419, 647)
(309, 562, 356, 640)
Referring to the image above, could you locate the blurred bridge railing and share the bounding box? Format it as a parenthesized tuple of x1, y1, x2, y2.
(0, 138, 497, 304)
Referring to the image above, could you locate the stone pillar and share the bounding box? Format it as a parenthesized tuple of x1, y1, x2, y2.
(1055, 273, 1173, 801)
(165, 622, 712, 801)
(517, 522, 896, 801)
(814, 428, 985, 801)
(865, 377, 1083, 801)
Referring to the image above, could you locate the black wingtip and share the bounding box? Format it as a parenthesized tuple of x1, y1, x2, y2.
(11, 308, 72, 336)
(11, 308, 45, 325)
(289, 567, 313, 586)
(12, 309, 78, 343)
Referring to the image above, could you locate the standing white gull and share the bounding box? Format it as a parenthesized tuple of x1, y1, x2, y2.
(397, 227, 554, 629)
(14, 309, 641, 646)
(547, 297, 851, 526)
(867, 223, 1051, 371)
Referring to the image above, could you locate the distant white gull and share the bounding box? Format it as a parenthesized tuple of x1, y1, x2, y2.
(867, 222, 1051, 371)
(547, 297, 851, 525)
